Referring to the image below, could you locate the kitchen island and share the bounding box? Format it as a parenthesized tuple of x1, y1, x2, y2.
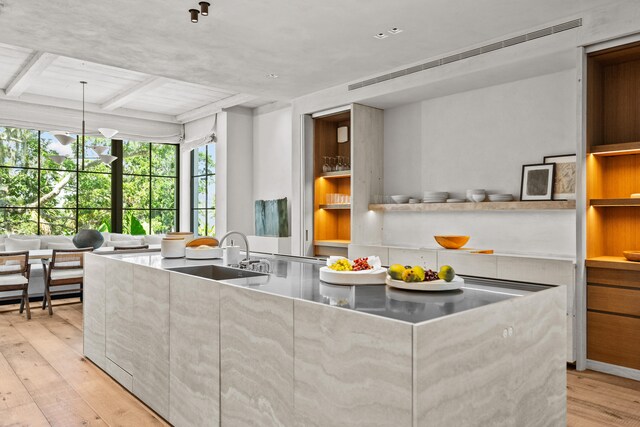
(83, 252, 566, 427)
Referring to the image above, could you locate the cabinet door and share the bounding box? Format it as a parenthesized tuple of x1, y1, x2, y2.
(294, 300, 412, 427)
(437, 251, 497, 277)
(83, 254, 107, 369)
(220, 285, 294, 427)
(131, 265, 170, 418)
(105, 258, 134, 382)
(389, 247, 437, 269)
(169, 273, 220, 427)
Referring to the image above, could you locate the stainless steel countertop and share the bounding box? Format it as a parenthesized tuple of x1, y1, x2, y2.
(102, 251, 550, 324)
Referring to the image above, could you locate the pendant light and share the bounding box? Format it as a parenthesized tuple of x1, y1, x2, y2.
(48, 82, 119, 167)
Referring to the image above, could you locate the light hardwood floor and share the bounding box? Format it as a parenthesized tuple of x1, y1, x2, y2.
(1, 300, 639, 427)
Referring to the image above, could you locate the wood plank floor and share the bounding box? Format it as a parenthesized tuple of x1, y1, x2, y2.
(1, 301, 639, 426)
(0, 300, 168, 427)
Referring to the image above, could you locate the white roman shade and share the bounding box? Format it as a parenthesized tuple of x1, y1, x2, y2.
(180, 113, 217, 153)
(0, 99, 183, 144)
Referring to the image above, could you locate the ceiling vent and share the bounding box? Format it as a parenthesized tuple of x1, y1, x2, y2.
(348, 18, 582, 91)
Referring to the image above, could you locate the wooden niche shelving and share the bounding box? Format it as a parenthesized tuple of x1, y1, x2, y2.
(313, 110, 351, 257)
(586, 41, 640, 371)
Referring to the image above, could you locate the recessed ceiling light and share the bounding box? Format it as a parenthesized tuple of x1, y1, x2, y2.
(199, 2, 210, 16)
(374, 33, 388, 40)
(267, 73, 279, 79)
(189, 8, 199, 23)
(388, 27, 403, 34)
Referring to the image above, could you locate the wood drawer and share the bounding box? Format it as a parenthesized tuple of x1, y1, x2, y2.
(587, 285, 640, 317)
(587, 311, 640, 370)
(587, 267, 640, 289)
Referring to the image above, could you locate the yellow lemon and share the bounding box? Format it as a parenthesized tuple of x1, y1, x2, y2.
(438, 265, 455, 282)
(388, 264, 405, 280)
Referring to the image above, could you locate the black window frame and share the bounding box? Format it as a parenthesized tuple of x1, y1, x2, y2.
(190, 144, 215, 237)
(0, 126, 180, 235)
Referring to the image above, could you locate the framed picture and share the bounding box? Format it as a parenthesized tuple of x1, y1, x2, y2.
(544, 154, 576, 200)
(520, 163, 555, 201)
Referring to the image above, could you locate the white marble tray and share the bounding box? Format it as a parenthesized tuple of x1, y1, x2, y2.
(385, 275, 464, 291)
(319, 267, 387, 285)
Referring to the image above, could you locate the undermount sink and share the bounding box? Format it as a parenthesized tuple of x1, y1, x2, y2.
(168, 265, 266, 281)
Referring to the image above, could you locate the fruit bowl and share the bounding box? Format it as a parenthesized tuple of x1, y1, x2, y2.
(386, 275, 464, 292)
(434, 235, 470, 249)
(623, 251, 640, 262)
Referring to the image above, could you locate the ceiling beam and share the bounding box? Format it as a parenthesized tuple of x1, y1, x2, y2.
(176, 93, 258, 123)
(101, 76, 168, 111)
(5, 51, 57, 97)
(0, 92, 180, 124)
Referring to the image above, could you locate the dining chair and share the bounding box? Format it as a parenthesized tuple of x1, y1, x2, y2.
(0, 251, 31, 320)
(43, 247, 93, 315)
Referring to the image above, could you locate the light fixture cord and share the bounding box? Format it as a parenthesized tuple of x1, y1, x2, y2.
(81, 81, 86, 170)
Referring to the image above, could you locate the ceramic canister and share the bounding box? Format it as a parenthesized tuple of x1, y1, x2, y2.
(161, 237, 186, 258)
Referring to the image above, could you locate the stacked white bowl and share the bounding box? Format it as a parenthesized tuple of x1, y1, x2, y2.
(423, 191, 448, 203)
(488, 193, 514, 202)
(467, 189, 486, 202)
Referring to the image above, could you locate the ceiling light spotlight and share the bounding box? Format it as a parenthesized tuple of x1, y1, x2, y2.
(189, 8, 199, 23)
(388, 27, 403, 34)
(267, 73, 279, 79)
(373, 32, 388, 40)
(199, 2, 210, 16)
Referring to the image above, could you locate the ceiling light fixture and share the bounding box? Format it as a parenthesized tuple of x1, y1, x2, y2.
(199, 2, 210, 16)
(48, 82, 119, 167)
(267, 73, 279, 79)
(189, 8, 199, 23)
(388, 27, 403, 34)
(373, 32, 388, 40)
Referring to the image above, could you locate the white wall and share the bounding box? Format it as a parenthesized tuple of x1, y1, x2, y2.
(252, 106, 292, 202)
(220, 107, 254, 235)
(382, 70, 577, 256)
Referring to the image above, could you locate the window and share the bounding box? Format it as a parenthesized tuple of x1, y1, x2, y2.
(191, 144, 215, 236)
(0, 127, 111, 235)
(122, 141, 178, 235)
(0, 126, 179, 236)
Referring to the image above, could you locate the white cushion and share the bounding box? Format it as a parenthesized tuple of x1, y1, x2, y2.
(0, 274, 28, 285)
(0, 234, 6, 244)
(48, 242, 77, 250)
(110, 233, 138, 242)
(143, 234, 165, 245)
(5, 237, 41, 252)
(40, 236, 74, 249)
(0, 244, 4, 252)
(106, 240, 144, 247)
(50, 268, 84, 280)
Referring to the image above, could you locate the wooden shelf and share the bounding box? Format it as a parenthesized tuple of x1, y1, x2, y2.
(314, 239, 350, 248)
(590, 142, 640, 156)
(368, 200, 576, 212)
(590, 198, 640, 207)
(586, 256, 640, 272)
(319, 204, 350, 210)
(318, 171, 351, 179)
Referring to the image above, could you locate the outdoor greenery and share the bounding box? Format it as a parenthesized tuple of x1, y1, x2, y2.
(192, 144, 216, 236)
(0, 126, 178, 236)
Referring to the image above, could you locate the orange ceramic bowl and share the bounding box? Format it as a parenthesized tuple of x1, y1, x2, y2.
(623, 251, 640, 262)
(434, 235, 470, 249)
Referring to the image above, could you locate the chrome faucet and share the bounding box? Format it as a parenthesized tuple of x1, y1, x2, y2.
(218, 231, 251, 263)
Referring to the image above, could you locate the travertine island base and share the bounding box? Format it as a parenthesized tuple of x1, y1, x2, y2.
(83, 252, 566, 426)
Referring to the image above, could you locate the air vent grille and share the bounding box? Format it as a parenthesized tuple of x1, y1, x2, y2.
(348, 18, 582, 91)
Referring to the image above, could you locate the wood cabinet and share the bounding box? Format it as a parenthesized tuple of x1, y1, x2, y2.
(309, 104, 383, 257)
(586, 41, 640, 371)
